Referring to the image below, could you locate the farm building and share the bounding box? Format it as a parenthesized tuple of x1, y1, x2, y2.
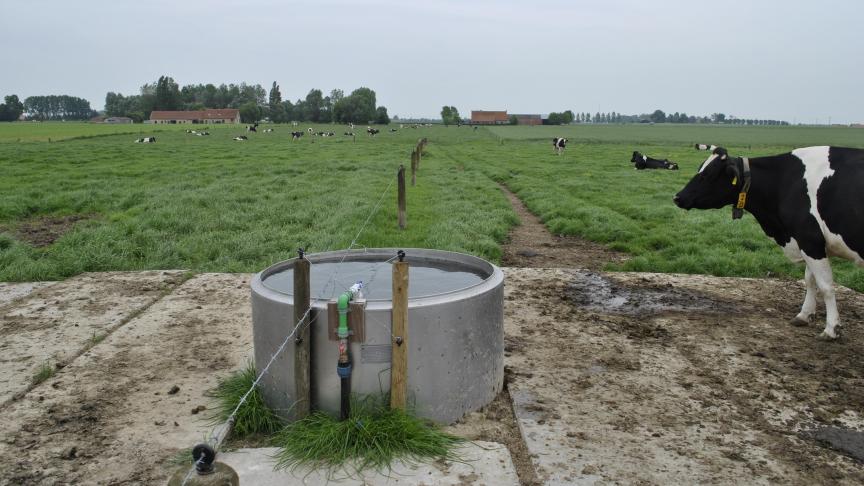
(147, 109, 241, 124)
(104, 116, 133, 124)
(471, 110, 509, 125)
(512, 114, 542, 126)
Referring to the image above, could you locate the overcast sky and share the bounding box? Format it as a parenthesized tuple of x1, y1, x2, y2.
(2, 0, 862, 123)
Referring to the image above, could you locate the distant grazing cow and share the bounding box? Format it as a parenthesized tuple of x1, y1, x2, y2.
(631, 151, 679, 170)
(675, 144, 864, 339)
(390, 128, 398, 132)
(307, 128, 314, 135)
(367, 127, 380, 136)
(344, 132, 354, 136)
(233, 136, 248, 141)
(291, 131, 303, 140)
(292, 121, 299, 127)
(349, 123, 355, 130)
(135, 137, 156, 143)
(246, 125, 257, 132)
(552, 137, 567, 155)
(263, 128, 274, 133)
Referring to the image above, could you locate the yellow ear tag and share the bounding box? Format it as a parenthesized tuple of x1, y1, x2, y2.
(737, 192, 747, 208)
(731, 176, 737, 186)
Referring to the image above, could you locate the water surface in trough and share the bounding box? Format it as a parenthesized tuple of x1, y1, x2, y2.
(263, 261, 488, 300)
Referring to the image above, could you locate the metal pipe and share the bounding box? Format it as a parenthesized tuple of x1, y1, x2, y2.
(336, 283, 362, 420)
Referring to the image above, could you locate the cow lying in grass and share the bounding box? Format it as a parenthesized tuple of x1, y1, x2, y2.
(135, 137, 156, 143)
(675, 144, 864, 339)
(233, 136, 248, 141)
(632, 151, 679, 170)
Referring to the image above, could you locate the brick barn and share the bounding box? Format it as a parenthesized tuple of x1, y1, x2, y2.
(471, 110, 509, 125)
(512, 114, 542, 126)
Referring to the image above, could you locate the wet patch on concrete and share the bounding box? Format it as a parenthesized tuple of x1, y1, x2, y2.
(803, 427, 864, 463)
(566, 270, 729, 315)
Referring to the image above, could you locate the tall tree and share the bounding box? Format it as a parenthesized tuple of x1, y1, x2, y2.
(154, 75, 181, 110)
(268, 81, 283, 122)
(375, 106, 390, 125)
(304, 89, 324, 122)
(0, 95, 25, 121)
(441, 106, 460, 125)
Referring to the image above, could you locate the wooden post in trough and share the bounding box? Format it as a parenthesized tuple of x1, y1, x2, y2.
(293, 249, 311, 419)
(410, 149, 417, 187)
(390, 251, 409, 410)
(397, 165, 407, 230)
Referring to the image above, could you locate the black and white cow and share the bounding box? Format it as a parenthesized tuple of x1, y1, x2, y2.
(367, 127, 380, 136)
(233, 135, 248, 141)
(291, 131, 303, 140)
(135, 137, 156, 143)
(631, 151, 679, 170)
(390, 128, 398, 132)
(307, 127, 314, 135)
(246, 125, 257, 132)
(195, 131, 210, 136)
(262, 128, 274, 133)
(344, 132, 354, 136)
(552, 137, 567, 155)
(674, 144, 864, 339)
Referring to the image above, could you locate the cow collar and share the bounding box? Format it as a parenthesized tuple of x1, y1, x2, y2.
(732, 157, 751, 220)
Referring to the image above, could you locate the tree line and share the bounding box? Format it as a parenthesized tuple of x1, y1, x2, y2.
(22, 95, 96, 121)
(0, 94, 95, 121)
(570, 109, 789, 126)
(105, 76, 390, 124)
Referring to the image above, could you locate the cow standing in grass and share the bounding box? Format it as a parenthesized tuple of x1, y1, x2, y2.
(552, 137, 567, 155)
(674, 144, 864, 339)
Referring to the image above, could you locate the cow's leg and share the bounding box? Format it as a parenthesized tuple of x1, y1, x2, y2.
(803, 257, 839, 339)
(790, 266, 818, 327)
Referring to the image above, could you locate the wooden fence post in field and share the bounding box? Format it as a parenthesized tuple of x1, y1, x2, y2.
(293, 249, 311, 419)
(390, 251, 409, 410)
(410, 150, 417, 187)
(397, 165, 407, 230)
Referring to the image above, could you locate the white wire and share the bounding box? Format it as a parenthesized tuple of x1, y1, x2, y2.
(181, 175, 396, 485)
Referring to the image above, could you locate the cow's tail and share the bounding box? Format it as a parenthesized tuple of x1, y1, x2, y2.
(694, 143, 718, 152)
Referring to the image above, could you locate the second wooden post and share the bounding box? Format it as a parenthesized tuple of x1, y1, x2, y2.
(390, 251, 409, 410)
(293, 249, 311, 419)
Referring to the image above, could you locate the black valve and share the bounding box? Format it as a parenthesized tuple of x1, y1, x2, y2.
(192, 443, 216, 475)
(298, 248, 305, 259)
(397, 250, 405, 262)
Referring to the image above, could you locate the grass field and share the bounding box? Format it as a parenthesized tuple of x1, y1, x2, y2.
(1, 122, 862, 290)
(0, 121, 193, 142)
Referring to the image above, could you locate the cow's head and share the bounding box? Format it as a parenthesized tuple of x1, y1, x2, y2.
(631, 151, 643, 163)
(665, 161, 679, 170)
(673, 145, 739, 209)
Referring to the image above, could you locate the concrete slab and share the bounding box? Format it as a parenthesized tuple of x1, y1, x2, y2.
(0, 273, 255, 486)
(0, 281, 57, 307)
(217, 441, 519, 485)
(0, 270, 187, 406)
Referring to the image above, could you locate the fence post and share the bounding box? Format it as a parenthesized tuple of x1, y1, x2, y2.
(410, 150, 417, 187)
(293, 249, 311, 419)
(390, 251, 408, 410)
(397, 165, 406, 230)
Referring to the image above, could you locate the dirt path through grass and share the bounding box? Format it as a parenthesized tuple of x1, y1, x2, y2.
(499, 184, 627, 270)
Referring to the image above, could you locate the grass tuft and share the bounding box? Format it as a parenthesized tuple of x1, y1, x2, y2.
(32, 360, 55, 385)
(272, 395, 464, 475)
(206, 362, 283, 437)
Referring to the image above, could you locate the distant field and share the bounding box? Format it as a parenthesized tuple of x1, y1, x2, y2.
(0, 122, 861, 290)
(0, 121, 202, 142)
(486, 124, 864, 148)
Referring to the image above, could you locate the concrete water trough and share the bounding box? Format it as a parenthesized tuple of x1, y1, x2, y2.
(250, 248, 505, 424)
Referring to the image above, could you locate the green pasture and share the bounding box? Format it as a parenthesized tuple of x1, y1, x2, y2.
(0, 122, 861, 291)
(0, 121, 202, 142)
(0, 123, 511, 281)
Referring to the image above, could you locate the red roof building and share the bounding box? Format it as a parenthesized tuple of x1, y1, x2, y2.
(471, 110, 509, 125)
